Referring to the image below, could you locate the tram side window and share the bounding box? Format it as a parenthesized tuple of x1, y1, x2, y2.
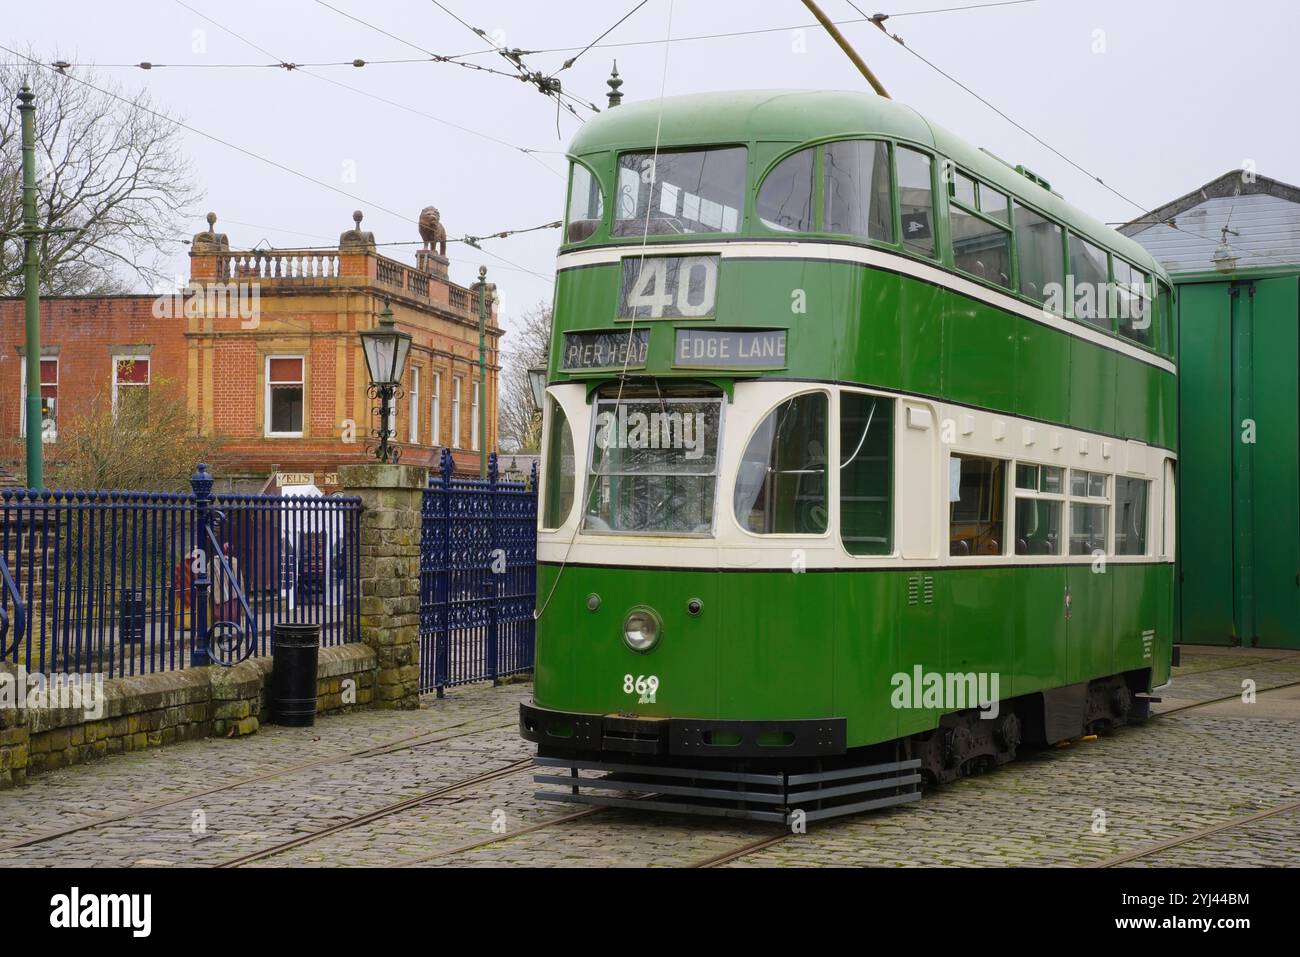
(1114, 477, 1149, 555)
(949, 455, 1004, 556)
(1068, 233, 1110, 329)
(949, 197, 1012, 289)
(1013, 463, 1064, 555)
(1015, 204, 1065, 308)
(614, 147, 746, 236)
(1069, 469, 1110, 555)
(823, 140, 893, 242)
(896, 147, 935, 257)
(542, 398, 575, 529)
(839, 393, 893, 555)
(1116, 261, 1154, 348)
(734, 393, 828, 535)
(566, 161, 604, 243)
(757, 148, 814, 232)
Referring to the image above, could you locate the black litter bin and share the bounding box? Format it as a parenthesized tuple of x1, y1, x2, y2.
(119, 589, 146, 645)
(270, 622, 320, 726)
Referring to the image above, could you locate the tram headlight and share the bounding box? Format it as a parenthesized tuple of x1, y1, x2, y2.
(623, 607, 661, 653)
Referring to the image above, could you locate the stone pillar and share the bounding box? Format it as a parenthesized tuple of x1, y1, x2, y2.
(337, 463, 427, 709)
(416, 248, 449, 280)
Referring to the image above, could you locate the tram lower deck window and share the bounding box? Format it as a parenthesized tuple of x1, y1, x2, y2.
(734, 392, 828, 535)
(583, 393, 723, 536)
(950, 455, 1005, 556)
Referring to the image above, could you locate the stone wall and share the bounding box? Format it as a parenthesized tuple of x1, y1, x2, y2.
(0, 642, 377, 788)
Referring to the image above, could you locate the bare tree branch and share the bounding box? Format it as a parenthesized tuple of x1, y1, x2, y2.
(497, 302, 553, 453)
(0, 49, 201, 296)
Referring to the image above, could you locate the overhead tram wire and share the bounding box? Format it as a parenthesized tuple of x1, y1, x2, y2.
(427, 0, 600, 122)
(533, 0, 677, 625)
(0, 43, 556, 283)
(441, 0, 1050, 60)
(170, 0, 564, 172)
(552, 0, 652, 74)
(847, 1, 1257, 256)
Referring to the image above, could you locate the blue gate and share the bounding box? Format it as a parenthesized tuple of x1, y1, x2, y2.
(419, 450, 538, 695)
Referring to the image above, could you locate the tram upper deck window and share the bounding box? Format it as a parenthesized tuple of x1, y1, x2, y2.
(734, 392, 828, 536)
(896, 147, 935, 257)
(823, 140, 893, 242)
(565, 162, 605, 243)
(948, 177, 1012, 289)
(757, 148, 814, 232)
(1068, 233, 1110, 329)
(542, 398, 575, 529)
(583, 390, 723, 536)
(1114, 260, 1154, 348)
(949, 455, 1005, 556)
(613, 147, 745, 237)
(1015, 204, 1065, 308)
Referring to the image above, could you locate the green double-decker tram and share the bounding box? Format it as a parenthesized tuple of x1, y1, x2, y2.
(522, 90, 1177, 823)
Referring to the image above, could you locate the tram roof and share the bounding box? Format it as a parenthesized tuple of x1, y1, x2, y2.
(569, 90, 1165, 279)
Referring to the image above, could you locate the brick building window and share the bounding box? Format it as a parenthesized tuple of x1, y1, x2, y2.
(113, 356, 151, 419)
(431, 372, 441, 446)
(19, 357, 58, 442)
(409, 366, 421, 444)
(265, 356, 304, 437)
(471, 380, 480, 451)
(452, 375, 462, 448)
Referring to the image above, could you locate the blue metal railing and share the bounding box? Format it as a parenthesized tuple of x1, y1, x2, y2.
(0, 551, 24, 659)
(420, 449, 538, 695)
(0, 464, 361, 676)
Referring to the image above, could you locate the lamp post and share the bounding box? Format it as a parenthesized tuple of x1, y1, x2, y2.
(359, 299, 412, 464)
(476, 266, 490, 479)
(18, 85, 42, 488)
(527, 365, 547, 450)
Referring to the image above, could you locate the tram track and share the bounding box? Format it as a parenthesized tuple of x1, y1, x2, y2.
(1094, 797, 1300, 868)
(0, 716, 516, 854)
(216, 757, 538, 867)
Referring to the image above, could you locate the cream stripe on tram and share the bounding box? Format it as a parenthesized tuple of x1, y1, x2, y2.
(537, 381, 1177, 573)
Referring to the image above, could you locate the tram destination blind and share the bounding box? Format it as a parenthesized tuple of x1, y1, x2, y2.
(561, 330, 650, 370)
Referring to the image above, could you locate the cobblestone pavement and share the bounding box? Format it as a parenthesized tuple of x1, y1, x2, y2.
(0, 651, 1296, 868)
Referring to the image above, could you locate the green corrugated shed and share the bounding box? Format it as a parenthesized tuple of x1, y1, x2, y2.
(1124, 172, 1300, 649)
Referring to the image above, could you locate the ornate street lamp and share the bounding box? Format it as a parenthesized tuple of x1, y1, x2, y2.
(527, 366, 548, 410)
(359, 299, 411, 464)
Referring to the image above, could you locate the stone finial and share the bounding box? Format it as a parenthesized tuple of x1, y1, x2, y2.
(607, 61, 623, 108)
(339, 209, 376, 252)
(191, 211, 229, 253)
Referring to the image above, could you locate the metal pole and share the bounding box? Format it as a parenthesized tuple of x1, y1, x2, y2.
(18, 84, 43, 488)
(800, 0, 891, 99)
(477, 265, 489, 480)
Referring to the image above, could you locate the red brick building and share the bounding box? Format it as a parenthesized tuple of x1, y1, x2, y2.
(0, 210, 502, 489)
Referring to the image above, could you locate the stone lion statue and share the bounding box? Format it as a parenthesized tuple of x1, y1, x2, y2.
(418, 206, 447, 256)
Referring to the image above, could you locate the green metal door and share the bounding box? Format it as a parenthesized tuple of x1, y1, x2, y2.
(1250, 277, 1300, 648)
(1177, 281, 1235, 645)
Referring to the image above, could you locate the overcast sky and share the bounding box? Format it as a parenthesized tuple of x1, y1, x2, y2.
(7, 0, 1298, 341)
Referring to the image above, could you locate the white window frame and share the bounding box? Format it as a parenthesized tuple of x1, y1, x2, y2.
(1068, 468, 1111, 557)
(431, 372, 441, 446)
(452, 375, 462, 448)
(265, 354, 306, 438)
(111, 355, 152, 417)
(1011, 461, 1067, 557)
(19, 356, 58, 443)
(471, 380, 480, 451)
(409, 366, 421, 444)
